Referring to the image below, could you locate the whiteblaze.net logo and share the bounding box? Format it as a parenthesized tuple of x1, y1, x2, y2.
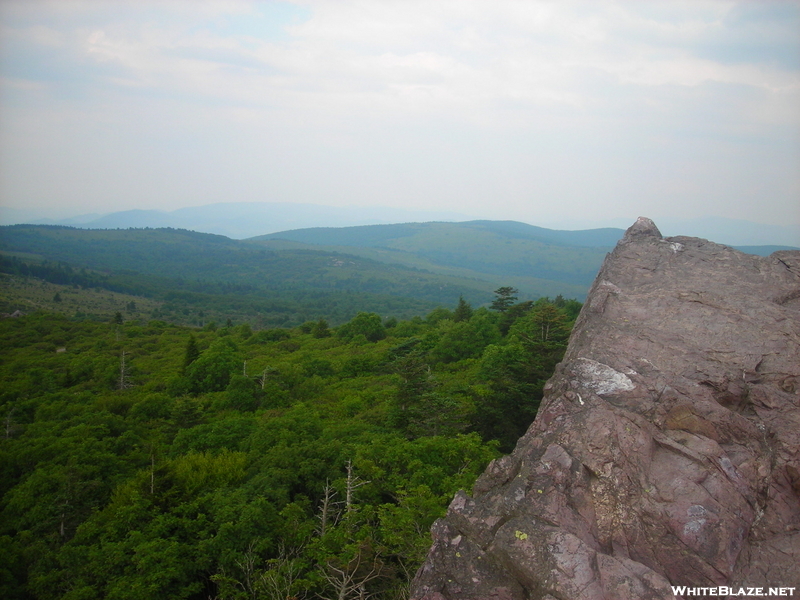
(671, 587, 796, 597)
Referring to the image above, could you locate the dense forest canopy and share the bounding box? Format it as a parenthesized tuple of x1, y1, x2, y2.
(0, 281, 580, 599)
(0, 225, 608, 310)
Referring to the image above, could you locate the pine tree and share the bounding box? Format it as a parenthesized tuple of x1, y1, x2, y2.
(452, 295, 473, 322)
(182, 334, 200, 375)
(312, 318, 331, 338)
(490, 287, 518, 312)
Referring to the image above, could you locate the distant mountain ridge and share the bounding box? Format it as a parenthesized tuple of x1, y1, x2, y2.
(0, 221, 622, 306)
(2, 202, 797, 246)
(256, 220, 626, 248)
(250, 221, 624, 297)
(249, 220, 797, 302)
(1, 221, 796, 320)
(13, 202, 473, 240)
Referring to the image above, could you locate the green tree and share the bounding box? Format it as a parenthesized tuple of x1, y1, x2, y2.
(490, 287, 518, 312)
(389, 352, 470, 437)
(452, 296, 473, 322)
(497, 300, 533, 335)
(311, 318, 331, 339)
(429, 309, 500, 364)
(473, 301, 571, 451)
(337, 313, 386, 343)
(389, 351, 436, 434)
(424, 307, 452, 326)
(554, 295, 583, 320)
(181, 334, 200, 375)
(186, 339, 242, 394)
(514, 299, 571, 346)
(224, 375, 262, 411)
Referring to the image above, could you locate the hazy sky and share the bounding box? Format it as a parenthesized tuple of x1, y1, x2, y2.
(1, 0, 798, 228)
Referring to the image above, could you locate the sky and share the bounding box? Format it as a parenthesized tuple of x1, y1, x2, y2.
(1, 0, 799, 230)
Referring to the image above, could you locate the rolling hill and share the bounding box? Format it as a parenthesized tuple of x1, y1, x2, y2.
(250, 220, 621, 297)
(0, 225, 502, 325)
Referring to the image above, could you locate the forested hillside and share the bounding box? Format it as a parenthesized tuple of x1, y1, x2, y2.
(0, 223, 622, 310)
(254, 220, 620, 297)
(0, 293, 578, 599)
(0, 225, 496, 326)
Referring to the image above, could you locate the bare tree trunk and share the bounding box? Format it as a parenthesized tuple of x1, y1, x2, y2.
(318, 480, 340, 536)
(258, 367, 273, 390)
(118, 350, 133, 389)
(344, 460, 369, 513)
(318, 550, 381, 600)
(4, 408, 14, 439)
(259, 545, 307, 600)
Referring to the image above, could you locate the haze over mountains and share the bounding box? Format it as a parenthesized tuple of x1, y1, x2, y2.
(0, 221, 613, 309)
(2, 216, 796, 324)
(1, 202, 798, 247)
(1, 203, 471, 241)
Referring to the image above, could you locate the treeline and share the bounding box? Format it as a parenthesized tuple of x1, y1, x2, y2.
(0, 254, 439, 328)
(0, 226, 496, 308)
(0, 291, 579, 600)
(0, 256, 110, 290)
(0, 254, 267, 299)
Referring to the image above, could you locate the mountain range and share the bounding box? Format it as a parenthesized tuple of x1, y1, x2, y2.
(2, 219, 795, 315)
(2, 203, 471, 240)
(1, 202, 798, 247)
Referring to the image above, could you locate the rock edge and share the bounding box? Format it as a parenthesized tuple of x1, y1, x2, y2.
(411, 217, 800, 600)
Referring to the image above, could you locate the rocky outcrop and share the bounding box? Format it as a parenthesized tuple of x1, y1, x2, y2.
(411, 218, 800, 600)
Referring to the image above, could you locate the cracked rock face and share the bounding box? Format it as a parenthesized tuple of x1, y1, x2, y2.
(411, 217, 800, 600)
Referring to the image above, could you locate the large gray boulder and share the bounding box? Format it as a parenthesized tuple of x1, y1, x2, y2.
(411, 218, 800, 600)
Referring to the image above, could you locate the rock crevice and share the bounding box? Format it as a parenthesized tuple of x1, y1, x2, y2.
(411, 218, 800, 600)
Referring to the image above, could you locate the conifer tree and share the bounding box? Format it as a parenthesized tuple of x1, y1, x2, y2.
(312, 318, 331, 338)
(182, 334, 200, 374)
(452, 295, 473, 322)
(490, 287, 518, 312)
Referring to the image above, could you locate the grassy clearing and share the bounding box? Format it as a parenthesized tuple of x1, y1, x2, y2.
(0, 274, 161, 321)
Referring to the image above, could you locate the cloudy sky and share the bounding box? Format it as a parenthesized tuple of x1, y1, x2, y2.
(1, 0, 798, 229)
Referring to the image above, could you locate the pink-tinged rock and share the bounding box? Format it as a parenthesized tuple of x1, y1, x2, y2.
(410, 219, 800, 600)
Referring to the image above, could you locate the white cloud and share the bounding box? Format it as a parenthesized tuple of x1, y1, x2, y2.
(1, 0, 798, 226)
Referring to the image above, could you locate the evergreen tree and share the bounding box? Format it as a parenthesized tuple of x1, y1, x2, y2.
(490, 287, 518, 312)
(389, 351, 470, 437)
(389, 351, 437, 433)
(182, 334, 200, 374)
(452, 295, 473, 322)
(497, 300, 533, 335)
(473, 300, 572, 451)
(311, 318, 331, 338)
